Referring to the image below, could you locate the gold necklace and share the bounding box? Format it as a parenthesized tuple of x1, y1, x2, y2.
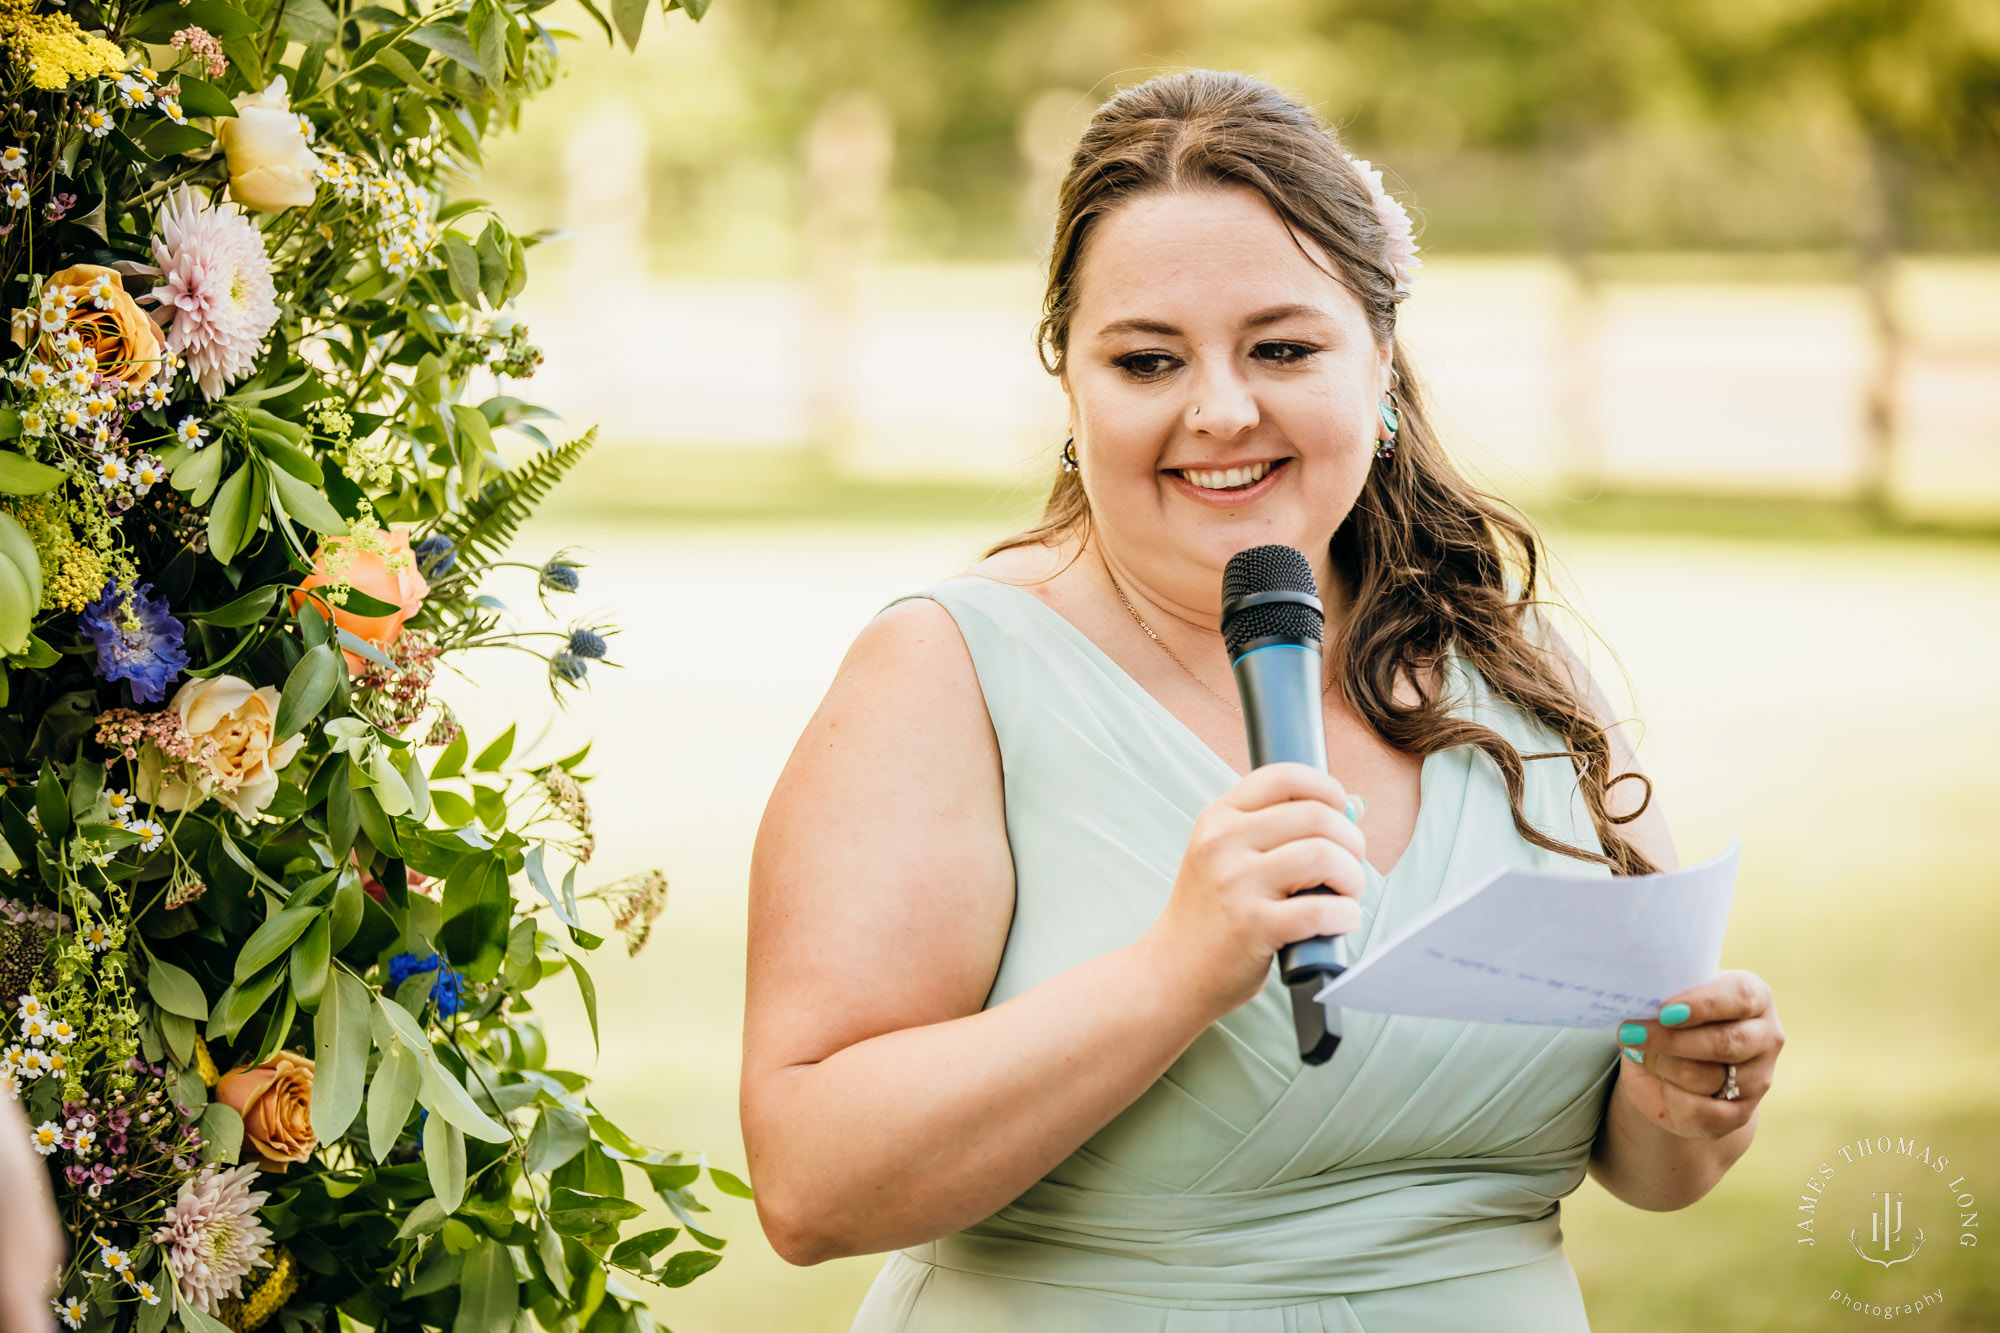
(1100, 554, 1333, 715)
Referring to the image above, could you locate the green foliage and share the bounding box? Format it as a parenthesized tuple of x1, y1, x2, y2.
(0, 0, 728, 1329)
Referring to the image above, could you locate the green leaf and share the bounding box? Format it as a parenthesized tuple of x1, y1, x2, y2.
(441, 233, 482, 306)
(524, 845, 580, 928)
(419, 1055, 510, 1143)
(270, 466, 349, 536)
(0, 450, 64, 494)
(214, 965, 286, 1042)
(180, 1297, 237, 1333)
(398, 747, 431, 822)
(127, 0, 261, 41)
(159, 1011, 195, 1066)
(475, 221, 509, 307)
(429, 790, 474, 827)
(35, 762, 67, 840)
(235, 904, 324, 984)
(0, 550, 31, 657)
(274, 643, 339, 742)
(659, 1249, 723, 1288)
(534, 1218, 570, 1298)
(373, 44, 437, 98)
(569, 953, 599, 1060)
(198, 1102, 243, 1164)
(431, 731, 468, 781)
(138, 119, 214, 158)
(452, 1238, 519, 1333)
(472, 723, 514, 772)
(146, 953, 210, 1022)
(609, 1227, 681, 1268)
(524, 1106, 587, 1175)
(290, 914, 331, 1012)
(547, 1187, 646, 1234)
(207, 464, 255, 564)
(709, 1166, 755, 1199)
(366, 1038, 421, 1162)
(395, 1196, 450, 1240)
(366, 747, 414, 817)
(612, 0, 646, 50)
(424, 1111, 466, 1212)
(190, 584, 278, 627)
(170, 441, 225, 504)
(172, 75, 237, 119)
(407, 21, 485, 78)
(439, 852, 510, 982)
(310, 971, 372, 1143)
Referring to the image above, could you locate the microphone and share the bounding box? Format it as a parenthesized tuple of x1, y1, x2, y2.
(1221, 544, 1346, 1065)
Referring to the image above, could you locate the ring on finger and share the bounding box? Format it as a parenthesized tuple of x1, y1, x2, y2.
(1711, 1062, 1741, 1100)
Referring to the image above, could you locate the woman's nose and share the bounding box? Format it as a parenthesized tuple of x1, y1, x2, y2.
(1183, 361, 1259, 438)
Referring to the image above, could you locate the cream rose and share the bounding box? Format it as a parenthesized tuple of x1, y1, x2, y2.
(135, 675, 304, 817)
(214, 75, 319, 214)
(215, 1050, 316, 1172)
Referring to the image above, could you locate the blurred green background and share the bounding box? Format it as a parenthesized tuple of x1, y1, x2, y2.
(443, 2, 2000, 1328)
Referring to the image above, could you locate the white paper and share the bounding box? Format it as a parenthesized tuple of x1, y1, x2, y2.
(1312, 841, 1740, 1035)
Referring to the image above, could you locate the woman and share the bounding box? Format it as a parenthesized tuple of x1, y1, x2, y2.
(741, 69, 1784, 1331)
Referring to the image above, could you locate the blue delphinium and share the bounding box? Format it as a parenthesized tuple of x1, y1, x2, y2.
(385, 951, 465, 1018)
(78, 580, 190, 704)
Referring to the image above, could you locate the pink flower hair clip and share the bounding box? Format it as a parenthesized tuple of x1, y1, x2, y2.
(1344, 155, 1422, 296)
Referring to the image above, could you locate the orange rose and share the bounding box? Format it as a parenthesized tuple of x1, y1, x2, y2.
(290, 527, 430, 672)
(9, 263, 164, 387)
(215, 1050, 316, 1172)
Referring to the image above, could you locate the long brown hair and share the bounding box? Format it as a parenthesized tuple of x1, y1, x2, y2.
(993, 69, 1658, 875)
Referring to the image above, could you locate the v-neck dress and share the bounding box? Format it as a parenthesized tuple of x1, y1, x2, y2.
(850, 573, 1621, 1332)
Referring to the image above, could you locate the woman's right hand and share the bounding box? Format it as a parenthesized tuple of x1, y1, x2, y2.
(1146, 762, 1368, 1021)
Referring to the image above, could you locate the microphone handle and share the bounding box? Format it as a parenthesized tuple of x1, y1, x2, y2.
(1231, 643, 1348, 1065)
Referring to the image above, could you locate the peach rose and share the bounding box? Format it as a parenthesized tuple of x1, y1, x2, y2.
(9, 263, 164, 387)
(290, 528, 429, 673)
(135, 674, 305, 817)
(215, 1050, 316, 1172)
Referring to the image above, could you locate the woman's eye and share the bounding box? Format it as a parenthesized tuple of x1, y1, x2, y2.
(1116, 353, 1176, 379)
(1257, 342, 1315, 365)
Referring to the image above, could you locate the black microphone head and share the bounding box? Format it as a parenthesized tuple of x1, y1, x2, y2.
(1221, 544, 1324, 657)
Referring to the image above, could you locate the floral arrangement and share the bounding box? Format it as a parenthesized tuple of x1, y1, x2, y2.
(0, 1, 728, 1332)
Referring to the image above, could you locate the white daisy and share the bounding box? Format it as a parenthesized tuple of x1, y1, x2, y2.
(19, 1012, 47, 1043)
(175, 415, 207, 447)
(81, 923, 111, 952)
(130, 458, 165, 492)
(53, 1296, 83, 1329)
(100, 1245, 131, 1273)
(31, 1121, 59, 1155)
(161, 96, 186, 125)
(0, 146, 23, 172)
(136, 1281, 159, 1306)
(94, 454, 128, 488)
(3, 181, 25, 209)
(105, 787, 134, 816)
(128, 819, 165, 853)
(81, 108, 112, 139)
(48, 1019, 76, 1045)
(142, 380, 170, 407)
(17, 995, 43, 1019)
(70, 1127, 95, 1154)
(15, 1048, 47, 1079)
(18, 409, 43, 437)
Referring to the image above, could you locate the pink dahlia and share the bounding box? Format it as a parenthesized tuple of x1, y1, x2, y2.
(128, 184, 280, 398)
(152, 1162, 274, 1314)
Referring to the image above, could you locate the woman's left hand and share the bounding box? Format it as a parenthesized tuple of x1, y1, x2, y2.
(1612, 969, 1783, 1140)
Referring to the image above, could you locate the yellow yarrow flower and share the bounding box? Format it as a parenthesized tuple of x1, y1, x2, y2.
(0, 0, 125, 90)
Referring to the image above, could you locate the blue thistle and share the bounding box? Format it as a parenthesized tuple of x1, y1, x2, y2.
(79, 581, 189, 704)
(538, 560, 579, 594)
(566, 627, 607, 660)
(412, 534, 457, 578)
(549, 650, 588, 683)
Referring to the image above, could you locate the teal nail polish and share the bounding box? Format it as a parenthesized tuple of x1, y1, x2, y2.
(1622, 1047, 1644, 1064)
(1345, 794, 1367, 823)
(1659, 1003, 1691, 1027)
(1618, 1023, 1647, 1045)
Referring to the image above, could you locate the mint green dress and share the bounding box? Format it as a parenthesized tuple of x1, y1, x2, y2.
(852, 574, 1621, 1332)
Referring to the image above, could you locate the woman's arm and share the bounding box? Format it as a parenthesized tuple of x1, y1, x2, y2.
(739, 599, 1219, 1266)
(1544, 628, 1776, 1211)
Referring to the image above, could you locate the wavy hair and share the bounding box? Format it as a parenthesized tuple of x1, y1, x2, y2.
(990, 69, 1657, 875)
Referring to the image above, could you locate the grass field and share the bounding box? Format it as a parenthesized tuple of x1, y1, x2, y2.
(434, 495, 2000, 1333)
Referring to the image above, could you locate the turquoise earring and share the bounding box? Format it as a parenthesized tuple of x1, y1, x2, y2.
(1374, 400, 1400, 461)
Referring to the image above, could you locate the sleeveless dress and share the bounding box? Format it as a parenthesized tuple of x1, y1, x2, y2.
(850, 574, 1622, 1333)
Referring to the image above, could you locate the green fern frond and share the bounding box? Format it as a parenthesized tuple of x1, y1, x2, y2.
(427, 425, 598, 564)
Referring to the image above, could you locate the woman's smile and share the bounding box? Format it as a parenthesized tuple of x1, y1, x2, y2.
(1163, 455, 1294, 507)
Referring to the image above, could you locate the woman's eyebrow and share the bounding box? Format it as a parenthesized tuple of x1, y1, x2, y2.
(1094, 303, 1329, 339)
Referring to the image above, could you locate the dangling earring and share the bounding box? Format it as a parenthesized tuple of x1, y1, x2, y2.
(1374, 399, 1399, 461)
(1060, 435, 1079, 473)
